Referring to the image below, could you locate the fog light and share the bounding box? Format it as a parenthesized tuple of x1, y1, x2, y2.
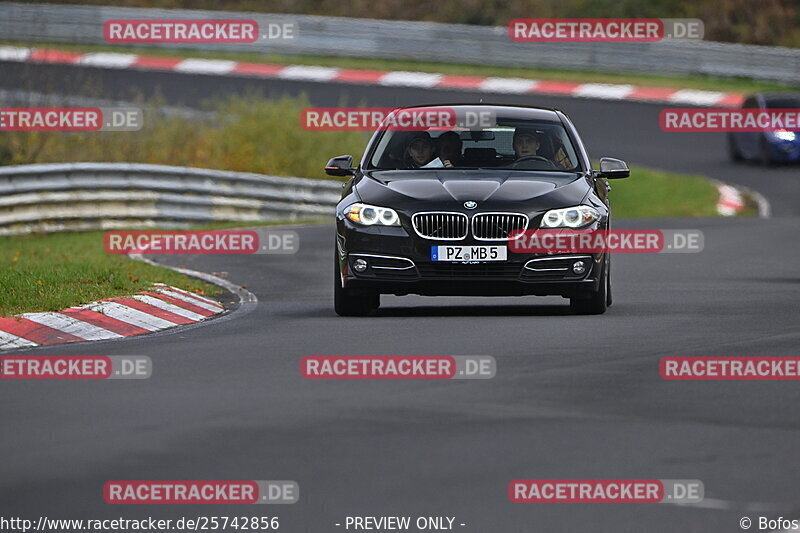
(353, 258, 368, 273)
(572, 260, 586, 275)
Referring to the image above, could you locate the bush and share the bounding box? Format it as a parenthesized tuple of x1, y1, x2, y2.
(0, 95, 369, 179)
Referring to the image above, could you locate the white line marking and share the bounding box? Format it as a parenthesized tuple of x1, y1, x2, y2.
(478, 77, 538, 94)
(0, 330, 39, 350)
(0, 46, 31, 62)
(131, 295, 206, 321)
(81, 301, 178, 331)
(738, 185, 772, 218)
(378, 71, 443, 88)
(717, 183, 745, 216)
(174, 59, 237, 74)
(668, 89, 726, 106)
(77, 53, 138, 69)
(131, 253, 258, 323)
(574, 83, 635, 100)
(20, 312, 122, 341)
(160, 284, 222, 307)
(277, 65, 340, 81)
(155, 289, 223, 312)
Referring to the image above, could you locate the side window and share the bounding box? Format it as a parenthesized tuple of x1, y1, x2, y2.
(742, 97, 758, 109)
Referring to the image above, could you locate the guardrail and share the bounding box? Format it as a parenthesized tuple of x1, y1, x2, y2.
(1, 2, 799, 84)
(0, 162, 341, 235)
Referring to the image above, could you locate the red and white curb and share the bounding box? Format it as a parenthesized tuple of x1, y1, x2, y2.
(0, 283, 224, 350)
(0, 45, 743, 107)
(716, 183, 746, 216)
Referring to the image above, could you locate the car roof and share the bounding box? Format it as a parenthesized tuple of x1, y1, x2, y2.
(393, 103, 564, 122)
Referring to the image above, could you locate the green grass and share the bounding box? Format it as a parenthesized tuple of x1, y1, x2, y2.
(611, 165, 721, 218)
(1, 95, 370, 179)
(0, 218, 324, 317)
(4, 40, 795, 95)
(0, 231, 225, 316)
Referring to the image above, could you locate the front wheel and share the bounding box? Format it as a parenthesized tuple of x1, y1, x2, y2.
(334, 255, 379, 316)
(605, 254, 613, 307)
(761, 138, 775, 166)
(570, 258, 608, 315)
(727, 134, 743, 162)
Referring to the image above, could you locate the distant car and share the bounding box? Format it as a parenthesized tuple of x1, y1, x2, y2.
(328, 104, 631, 316)
(727, 92, 800, 165)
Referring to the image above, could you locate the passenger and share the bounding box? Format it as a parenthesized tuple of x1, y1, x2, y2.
(437, 131, 463, 168)
(404, 132, 436, 168)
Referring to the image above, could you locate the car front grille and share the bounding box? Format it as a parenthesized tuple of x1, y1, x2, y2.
(472, 213, 528, 240)
(412, 212, 469, 240)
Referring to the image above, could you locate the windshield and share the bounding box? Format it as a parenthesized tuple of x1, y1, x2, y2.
(765, 97, 800, 109)
(368, 116, 582, 172)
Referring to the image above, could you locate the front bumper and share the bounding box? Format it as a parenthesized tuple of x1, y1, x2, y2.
(336, 219, 604, 297)
(767, 139, 800, 162)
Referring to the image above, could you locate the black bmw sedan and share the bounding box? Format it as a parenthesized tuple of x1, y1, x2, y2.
(327, 104, 631, 316)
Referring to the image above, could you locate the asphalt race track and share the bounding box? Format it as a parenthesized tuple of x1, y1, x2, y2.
(2, 60, 800, 532)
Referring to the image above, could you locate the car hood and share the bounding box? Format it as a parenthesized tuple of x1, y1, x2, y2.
(356, 170, 590, 210)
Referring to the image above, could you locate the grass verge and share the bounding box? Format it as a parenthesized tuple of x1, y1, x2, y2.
(0, 217, 329, 317)
(3, 40, 794, 95)
(611, 165, 723, 218)
(0, 231, 223, 316)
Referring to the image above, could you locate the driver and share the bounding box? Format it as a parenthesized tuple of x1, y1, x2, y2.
(513, 127, 543, 159)
(437, 131, 463, 167)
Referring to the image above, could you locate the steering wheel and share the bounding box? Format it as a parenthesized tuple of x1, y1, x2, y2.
(512, 155, 557, 169)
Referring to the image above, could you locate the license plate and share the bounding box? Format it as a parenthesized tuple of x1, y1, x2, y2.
(431, 245, 507, 262)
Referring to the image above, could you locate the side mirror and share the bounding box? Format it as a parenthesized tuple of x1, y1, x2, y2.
(594, 157, 630, 179)
(325, 155, 355, 176)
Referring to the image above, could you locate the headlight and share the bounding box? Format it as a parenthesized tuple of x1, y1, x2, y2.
(540, 206, 600, 229)
(774, 130, 797, 141)
(344, 203, 400, 226)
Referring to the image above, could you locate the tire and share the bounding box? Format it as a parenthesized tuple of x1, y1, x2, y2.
(605, 254, 613, 307)
(334, 254, 379, 316)
(570, 258, 608, 315)
(761, 138, 775, 166)
(727, 134, 743, 162)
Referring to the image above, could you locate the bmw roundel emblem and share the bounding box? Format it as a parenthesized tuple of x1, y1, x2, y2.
(464, 201, 477, 209)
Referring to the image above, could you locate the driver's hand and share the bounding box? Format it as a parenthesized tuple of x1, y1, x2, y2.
(443, 159, 453, 168)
